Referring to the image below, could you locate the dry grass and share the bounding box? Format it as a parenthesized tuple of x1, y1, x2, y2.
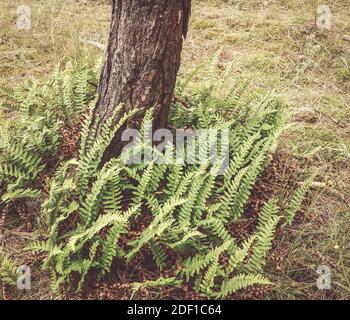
(0, 0, 349, 299)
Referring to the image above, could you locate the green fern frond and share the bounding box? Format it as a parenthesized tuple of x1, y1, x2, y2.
(3, 142, 45, 178)
(80, 164, 122, 225)
(1, 187, 41, 203)
(99, 206, 139, 274)
(126, 197, 185, 262)
(285, 176, 314, 225)
(68, 211, 128, 252)
(181, 240, 232, 281)
(226, 236, 256, 275)
(150, 240, 168, 271)
(217, 273, 271, 298)
(245, 201, 280, 273)
(0, 249, 18, 286)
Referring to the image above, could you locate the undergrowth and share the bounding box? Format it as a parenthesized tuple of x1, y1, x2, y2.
(0, 56, 311, 299)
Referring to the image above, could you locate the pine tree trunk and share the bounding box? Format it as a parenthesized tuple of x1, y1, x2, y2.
(90, 0, 191, 160)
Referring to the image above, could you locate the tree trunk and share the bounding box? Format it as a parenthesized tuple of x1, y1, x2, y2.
(90, 0, 191, 159)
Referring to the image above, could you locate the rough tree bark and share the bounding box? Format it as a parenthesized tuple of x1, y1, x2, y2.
(90, 0, 191, 159)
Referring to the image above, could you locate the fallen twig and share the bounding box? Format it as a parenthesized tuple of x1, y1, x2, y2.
(297, 181, 345, 200)
(79, 38, 106, 51)
(0, 230, 34, 241)
(342, 35, 350, 42)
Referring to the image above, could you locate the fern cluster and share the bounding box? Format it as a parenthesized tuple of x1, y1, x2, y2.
(0, 60, 100, 206)
(1, 57, 311, 299)
(0, 247, 18, 287)
(284, 175, 314, 226)
(25, 62, 288, 298)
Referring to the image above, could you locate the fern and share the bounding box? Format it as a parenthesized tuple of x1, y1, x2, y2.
(0, 249, 18, 287)
(74, 68, 89, 113)
(99, 206, 139, 275)
(125, 197, 185, 262)
(80, 164, 121, 225)
(285, 176, 314, 225)
(1, 187, 41, 203)
(102, 170, 123, 213)
(131, 161, 154, 209)
(217, 274, 271, 298)
(177, 162, 209, 227)
(226, 236, 256, 275)
(2, 142, 44, 179)
(231, 153, 267, 221)
(1, 57, 294, 298)
(0, 163, 28, 182)
(62, 62, 76, 120)
(150, 241, 168, 271)
(68, 211, 128, 252)
(181, 240, 232, 281)
(199, 259, 220, 296)
(245, 201, 280, 273)
(77, 105, 137, 191)
(76, 241, 99, 292)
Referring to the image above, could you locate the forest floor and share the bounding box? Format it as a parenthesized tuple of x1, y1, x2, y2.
(0, 0, 349, 299)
